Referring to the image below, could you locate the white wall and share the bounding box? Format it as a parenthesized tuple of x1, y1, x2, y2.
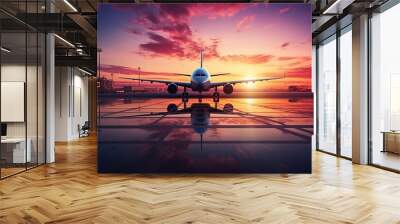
(1, 65, 26, 139)
(55, 67, 89, 141)
(1, 64, 25, 81)
(55, 67, 70, 141)
(1, 63, 46, 164)
(72, 73, 89, 138)
(1, 65, 41, 138)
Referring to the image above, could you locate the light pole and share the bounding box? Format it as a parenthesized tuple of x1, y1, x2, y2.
(97, 48, 102, 79)
(138, 66, 141, 87)
(111, 73, 114, 90)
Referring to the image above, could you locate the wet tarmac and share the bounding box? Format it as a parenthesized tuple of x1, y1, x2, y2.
(98, 97, 313, 173)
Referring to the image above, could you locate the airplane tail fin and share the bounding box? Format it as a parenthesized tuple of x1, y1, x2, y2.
(200, 50, 203, 68)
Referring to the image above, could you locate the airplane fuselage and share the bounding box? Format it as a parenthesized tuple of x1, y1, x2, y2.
(190, 67, 211, 92)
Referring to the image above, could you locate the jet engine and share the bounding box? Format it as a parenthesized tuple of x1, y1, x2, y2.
(223, 103, 234, 113)
(167, 103, 178, 112)
(223, 84, 233, 94)
(167, 83, 178, 94)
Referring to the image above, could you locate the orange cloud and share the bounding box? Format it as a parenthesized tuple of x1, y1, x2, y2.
(220, 54, 274, 64)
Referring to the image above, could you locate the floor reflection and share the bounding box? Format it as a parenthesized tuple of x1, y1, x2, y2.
(98, 97, 313, 173)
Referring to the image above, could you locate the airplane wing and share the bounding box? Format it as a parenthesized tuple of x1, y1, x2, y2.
(102, 108, 192, 119)
(210, 77, 282, 88)
(211, 73, 230, 77)
(174, 72, 230, 77)
(173, 73, 191, 77)
(120, 77, 191, 87)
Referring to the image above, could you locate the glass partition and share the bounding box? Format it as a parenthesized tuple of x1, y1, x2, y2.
(1, 30, 28, 177)
(0, 1, 46, 179)
(317, 35, 337, 154)
(339, 27, 352, 158)
(370, 4, 400, 171)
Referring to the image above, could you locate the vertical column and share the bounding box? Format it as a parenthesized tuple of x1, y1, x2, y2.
(352, 14, 369, 164)
(55, 67, 73, 141)
(312, 45, 317, 150)
(336, 30, 341, 156)
(46, 0, 55, 163)
(88, 77, 97, 132)
(46, 33, 55, 163)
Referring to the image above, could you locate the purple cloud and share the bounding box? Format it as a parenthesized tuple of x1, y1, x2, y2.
(281, 42, 290, 48)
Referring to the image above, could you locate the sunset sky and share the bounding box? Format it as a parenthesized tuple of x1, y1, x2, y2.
(98, 3, 311, 91)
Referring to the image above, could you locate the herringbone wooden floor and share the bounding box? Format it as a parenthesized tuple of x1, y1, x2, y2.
(1, 135, 400, 224)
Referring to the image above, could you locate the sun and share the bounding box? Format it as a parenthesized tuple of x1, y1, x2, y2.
(244, 75, 257, 89)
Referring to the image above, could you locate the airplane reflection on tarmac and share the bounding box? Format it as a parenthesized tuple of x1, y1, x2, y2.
(117, 101, 236, 150)
(100, 96, 313, 151)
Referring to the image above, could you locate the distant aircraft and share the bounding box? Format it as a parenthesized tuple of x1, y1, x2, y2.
(121, 50, 283, 99)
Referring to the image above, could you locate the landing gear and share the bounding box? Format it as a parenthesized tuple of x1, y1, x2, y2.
(182, 92, 189, 102)
(182, 87, 189, 103)
(213, 87, 220, 103)
(212, 92, 220, 102)
(198, 92, 203, 102)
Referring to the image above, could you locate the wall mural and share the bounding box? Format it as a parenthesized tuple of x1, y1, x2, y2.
(97, 3, 313, 173)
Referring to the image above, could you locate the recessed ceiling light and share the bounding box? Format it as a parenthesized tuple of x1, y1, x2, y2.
(1, 47, 11, 53)
(78, 67, 93, 76)
(322, 0, 355, 15)
(323, 0, 341, 14)
(63, 0, 78, 12)
(54, 34, 75, 48)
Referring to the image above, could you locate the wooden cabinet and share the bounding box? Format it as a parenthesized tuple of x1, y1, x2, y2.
(382, 132, 400, 154)
(0, 138, 31, 164)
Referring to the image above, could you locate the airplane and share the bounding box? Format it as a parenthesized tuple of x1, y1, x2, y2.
(121, 50, 283, 99)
